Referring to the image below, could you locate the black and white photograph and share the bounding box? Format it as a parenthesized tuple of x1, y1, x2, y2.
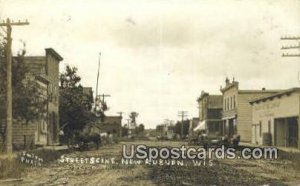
(0, 0, 300, 185)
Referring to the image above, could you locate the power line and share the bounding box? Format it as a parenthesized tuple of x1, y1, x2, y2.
(281, 36, 300, 40)
(97, 94, 111, 102)
(281, 45, 300, 50)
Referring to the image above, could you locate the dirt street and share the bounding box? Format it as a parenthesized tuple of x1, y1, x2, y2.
(6, 141, 300, 186)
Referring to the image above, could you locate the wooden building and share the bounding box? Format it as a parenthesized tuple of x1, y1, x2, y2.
(196, 91, 222, 136)
(250, 88, 300, 148)
(220, 78, 279, 142)
(10, 48, 62, 149)
(86, 116, 122, 137)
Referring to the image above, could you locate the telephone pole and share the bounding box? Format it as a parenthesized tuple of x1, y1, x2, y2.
(95, 53, 101, 109)
(178, 111, 188, 139)
(0, 18, 29, 153)
(117, 112, 123, 137)
(281, 36, 300, 57)
(98, 94, 111, 102)
(280, 36, 300, 85)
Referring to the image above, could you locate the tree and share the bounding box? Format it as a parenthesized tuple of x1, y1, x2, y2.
(0, 42, 46, 148)
(121, 126, 129, 137)
(59, 65, 93, 135)
(129, 112, 139, 126)
(156, 124, 164, 136)
(136, 123, 145, 136)
(174, 119, 190, 137)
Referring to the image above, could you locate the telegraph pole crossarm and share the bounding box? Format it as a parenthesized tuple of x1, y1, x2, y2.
(281, 36, 300, 57)
(97, 94, 111, 102)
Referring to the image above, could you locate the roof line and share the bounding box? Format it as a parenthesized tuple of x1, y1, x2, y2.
(250, 87, 300, 104)
(45, 48, 63, 61)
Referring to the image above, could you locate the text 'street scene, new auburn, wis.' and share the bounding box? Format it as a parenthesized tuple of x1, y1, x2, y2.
(0, 0, 300, 185)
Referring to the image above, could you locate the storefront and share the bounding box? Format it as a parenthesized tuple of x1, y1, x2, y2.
(222, 116, 237, 137)
(250, 88, 300, 148)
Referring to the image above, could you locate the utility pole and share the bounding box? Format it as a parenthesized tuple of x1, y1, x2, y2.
(178, 111, 188, 139)
(117, 112, 123, 137)
(126, 119, 131, 127)
(281, 36, 300, 57)
(280, 36, 300, 86)
(0, 18, 29, 153)
(126, 118, 131, 136)
(98, 94, 111, 102)
(95, 53, 101, 109)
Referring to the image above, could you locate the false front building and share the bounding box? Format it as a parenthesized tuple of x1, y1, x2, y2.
(250, 88, 300, 148)
(15, 48, 62, 148)
(220, 78, 279, 142)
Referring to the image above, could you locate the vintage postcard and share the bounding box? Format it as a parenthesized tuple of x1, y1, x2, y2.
(0, 0, 300, 185)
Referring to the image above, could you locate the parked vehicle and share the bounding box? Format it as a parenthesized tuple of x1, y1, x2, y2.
(72, 131, 102, 150)
(201, 134, 240, 149)
(190, 132, 240, 149)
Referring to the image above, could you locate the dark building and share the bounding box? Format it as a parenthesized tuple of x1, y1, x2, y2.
(12, 48, 63, 148)
(196, 91, 223, 136)
(86, 116, 122, 137)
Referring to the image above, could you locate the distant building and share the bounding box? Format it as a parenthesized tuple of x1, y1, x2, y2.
(87, 116, 122, 137)
(220, 78, 279, 142)
(82, 87, 94, 111)
(156, 123, 176, 139)
(250, 88, 300, 148)
(196, 91, 223, 136)
(12, 48, 63, 148)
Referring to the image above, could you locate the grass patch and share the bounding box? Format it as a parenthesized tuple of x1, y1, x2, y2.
(149, 162, 284, 186)
(0, 148, 72, 180)
(277, 150, 300, 170)
(0, 157, 24, 179)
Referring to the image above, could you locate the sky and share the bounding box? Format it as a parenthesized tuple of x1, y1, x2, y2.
(0, 0, 300, 129)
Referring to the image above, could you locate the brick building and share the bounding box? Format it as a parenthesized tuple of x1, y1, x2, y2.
(220, 78, 279, 142)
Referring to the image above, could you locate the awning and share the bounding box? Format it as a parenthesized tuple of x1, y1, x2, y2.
(193, 120, 206, 132)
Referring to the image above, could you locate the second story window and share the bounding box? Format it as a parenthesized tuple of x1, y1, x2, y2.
(227, 98, 229, 110)
(233, 95, 236, 108)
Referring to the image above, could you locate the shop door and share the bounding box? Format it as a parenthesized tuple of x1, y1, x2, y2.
(274, 118, 286, 147)
(287, 117, 298, 148)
